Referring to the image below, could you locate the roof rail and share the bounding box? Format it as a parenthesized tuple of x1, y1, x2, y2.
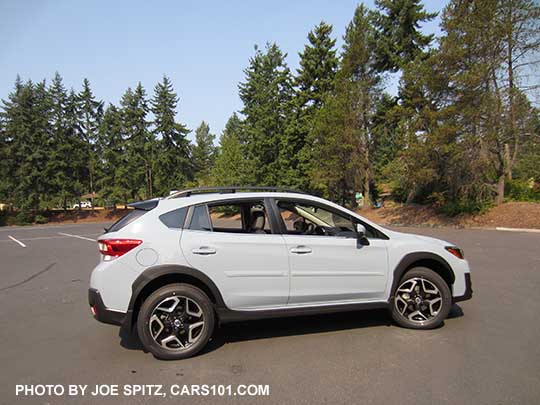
(166, 186, 307, 199)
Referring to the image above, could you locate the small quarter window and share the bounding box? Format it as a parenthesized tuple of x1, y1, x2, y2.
(159, 207, 187, 229)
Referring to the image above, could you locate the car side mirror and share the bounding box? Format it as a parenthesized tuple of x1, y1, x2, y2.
(355, 223, 370, 246)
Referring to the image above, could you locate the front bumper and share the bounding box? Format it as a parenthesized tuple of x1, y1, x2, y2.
(88, 288, 126, 326)
(453, 273, 473, 303)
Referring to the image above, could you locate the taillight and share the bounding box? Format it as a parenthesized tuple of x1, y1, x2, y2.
(98, 239, 142, 257)
(445, 246, 464, 259)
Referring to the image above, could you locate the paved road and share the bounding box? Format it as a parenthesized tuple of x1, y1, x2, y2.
(0, 223, 539, 404)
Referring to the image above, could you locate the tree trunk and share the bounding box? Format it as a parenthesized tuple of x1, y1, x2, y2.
(504, 143, 513, 181)
(495, 174, 505, 205)
(89, 159, 95, 212)
(363, 173, 371, 208)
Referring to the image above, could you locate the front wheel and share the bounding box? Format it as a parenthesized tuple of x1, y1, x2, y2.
(137, 283, 215, 360)
(390, 267, 452, 329)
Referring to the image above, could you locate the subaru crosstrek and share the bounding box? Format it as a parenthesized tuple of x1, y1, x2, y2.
(89, 187, 472, 360)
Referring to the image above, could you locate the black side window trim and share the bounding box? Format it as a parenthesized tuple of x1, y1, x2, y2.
(188, 204, 213, 232)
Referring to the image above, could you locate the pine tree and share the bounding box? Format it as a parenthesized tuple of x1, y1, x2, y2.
(212, 113, 253, 186)
(78, 78, 103, 208)
(121, 83, 154, 201)
(1, 78, 53, 210)
(238, 43, 293, 186)
(97, 104, 127, 206)
(192, 121, 216, 185)
(373, 0, 437, 71)
(312, 5, 381, 206)
(495, 0, 540, 201)
(151, 76, 191, 195)
(289, 22, 338, 190)
(48, 73, 86, 209)
(0, 76, 23, 207)
(296, 22, 339, 110)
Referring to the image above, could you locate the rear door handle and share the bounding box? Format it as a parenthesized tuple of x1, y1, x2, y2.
(290, 245, 312, 254)
(192, 246, 217, 255)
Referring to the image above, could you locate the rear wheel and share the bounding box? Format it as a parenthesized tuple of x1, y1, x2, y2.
(391, 267, 451, 329)
(137, 283, 215, 360)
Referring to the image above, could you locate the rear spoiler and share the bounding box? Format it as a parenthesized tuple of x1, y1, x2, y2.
(127, 198, 161, 211)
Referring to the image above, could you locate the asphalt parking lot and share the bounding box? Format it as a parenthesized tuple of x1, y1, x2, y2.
(0, 222, 539, 404)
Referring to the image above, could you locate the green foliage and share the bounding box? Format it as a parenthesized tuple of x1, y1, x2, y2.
(1, 78, 54, 210)
(8, 211, 34, 226)
(192, 121, 216, 185)
(239, 43, 293, 186)
(120, 83, 154, 201)
(437, 200, 493, 217)
(96, 104, 127, 204)
(293, 21, 339, 191)
(373, 0, 437, 71)
(212, 113, 254, 186)
(34, 214, 48, 224)
(310, 4, 381, 206)
(506, 179, 540, 202)
(78, 78, 103, 206)
(151, 76, 192, 195)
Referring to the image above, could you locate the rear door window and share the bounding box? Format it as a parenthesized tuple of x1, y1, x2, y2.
(208, 201, 271, 234)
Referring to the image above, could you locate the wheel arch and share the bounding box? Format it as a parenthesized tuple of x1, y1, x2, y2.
(122, 265, 226, 332)
(390, 252, 455, 299)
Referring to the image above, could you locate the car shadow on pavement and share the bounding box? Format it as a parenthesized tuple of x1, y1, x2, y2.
(203, 309, 392, 354)
(120, 305, 464, 358)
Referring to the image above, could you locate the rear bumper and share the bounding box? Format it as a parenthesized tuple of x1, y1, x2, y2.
(88, 288, 126, 326)
(453, 273, 473, 303)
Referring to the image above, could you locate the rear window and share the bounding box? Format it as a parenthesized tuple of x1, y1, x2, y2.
(106, 209, 147, 233)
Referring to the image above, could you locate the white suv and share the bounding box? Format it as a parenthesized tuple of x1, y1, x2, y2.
(89, 187, 472, 360)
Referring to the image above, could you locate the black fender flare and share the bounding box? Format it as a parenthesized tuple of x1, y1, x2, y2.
(121, 264, 226, 333)
(390, 252, 455, 299)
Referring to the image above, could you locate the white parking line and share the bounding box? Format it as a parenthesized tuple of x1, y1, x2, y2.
(0, 223, 109, 232)
(58, 232, 97, 242)
(496, 227, 540, 234)
(8, 235, 27, 248)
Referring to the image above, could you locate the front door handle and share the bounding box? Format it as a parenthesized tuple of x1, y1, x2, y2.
(192, 246, 217, 255)
(290, 245, 312, 254)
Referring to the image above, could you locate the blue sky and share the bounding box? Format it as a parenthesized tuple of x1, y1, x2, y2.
(0, 0, 447, 139)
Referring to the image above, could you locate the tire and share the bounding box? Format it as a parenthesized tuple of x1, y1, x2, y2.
(137, 283, 215, 360)
(390, 267, 452, 330)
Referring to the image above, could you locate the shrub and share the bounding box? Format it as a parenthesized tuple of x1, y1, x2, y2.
(34, 214, 48, 224)
(5, 211, 34, 226)
(438, 200, 492, 217)
(506, 179, 540, 202)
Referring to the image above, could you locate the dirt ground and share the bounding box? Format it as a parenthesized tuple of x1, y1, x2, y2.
(42, 208, 127, 224)
(359, 201, 540, 229)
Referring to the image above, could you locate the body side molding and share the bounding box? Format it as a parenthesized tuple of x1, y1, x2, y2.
(121, 264, 226, 333)
(216, 301, 389, 323)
